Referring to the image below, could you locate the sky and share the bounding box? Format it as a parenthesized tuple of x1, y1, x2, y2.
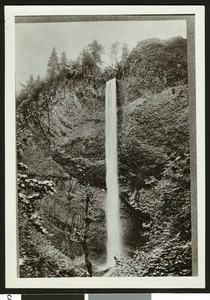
(15, 20, 186, 91)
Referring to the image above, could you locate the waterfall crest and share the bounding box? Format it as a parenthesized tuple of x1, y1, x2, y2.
(105, 78, 122, 266)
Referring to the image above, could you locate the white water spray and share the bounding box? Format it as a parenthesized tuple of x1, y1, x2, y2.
(105, 78, 122, 266)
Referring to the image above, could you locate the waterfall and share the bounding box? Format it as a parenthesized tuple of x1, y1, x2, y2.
(105, 78, 122, 266)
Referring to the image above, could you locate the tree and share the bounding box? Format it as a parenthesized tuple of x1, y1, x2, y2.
(110, 41, 120, 66)
(27, 74, 35, 89)
(17, 141, 56, 235)
(17, 141, 57, 277)
(80, 39, 104, 76)
(70, 57, 83, 77)
(46, 47, 60, 79)
(16, 74, 36, 105)
(60, 51, 69, 72)
(81, 48, 95, 75)
(36, 75, 42, 85)
(121, 42, 130, 64)
(88, 39, 104, 66)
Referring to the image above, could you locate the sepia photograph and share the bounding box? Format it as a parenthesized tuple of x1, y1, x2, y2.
(5, 5, 205, 289)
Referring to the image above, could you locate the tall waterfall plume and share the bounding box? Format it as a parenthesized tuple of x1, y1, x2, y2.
(105, 78, 122, 266)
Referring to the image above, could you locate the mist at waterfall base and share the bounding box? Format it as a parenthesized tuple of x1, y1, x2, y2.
(105, 78, 123, 267)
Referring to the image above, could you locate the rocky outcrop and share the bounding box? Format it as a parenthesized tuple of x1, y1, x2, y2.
(118, 36, 187, 103)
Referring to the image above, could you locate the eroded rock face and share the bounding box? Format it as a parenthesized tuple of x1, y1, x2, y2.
(118, 36, 187, 104)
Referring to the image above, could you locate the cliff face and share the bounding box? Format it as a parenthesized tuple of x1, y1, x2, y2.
(17, 36, 190, 271)
(118, 36, 187, 103)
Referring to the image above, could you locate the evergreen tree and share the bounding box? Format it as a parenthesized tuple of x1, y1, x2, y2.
(81, 48, 95, 75)
(110, 41, 120, 66)
(88, 39, 104, 66)
(28, 74, 34, 83)
(17, 74, 35, 102)
(35, 74, 42, 86)
(17, 140, 57, 276)
(36, 74, 41, 82)
(46, 47, 60, 79)
(27, 74, 35, 90)
(60, 51, 69, 71)
(80, 39, 104, 76)
(121, 42, 130, 64)
(71, 57, 83, 77)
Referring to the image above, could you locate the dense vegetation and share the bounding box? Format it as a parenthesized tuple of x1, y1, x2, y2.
(17, 36, 192, 277)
